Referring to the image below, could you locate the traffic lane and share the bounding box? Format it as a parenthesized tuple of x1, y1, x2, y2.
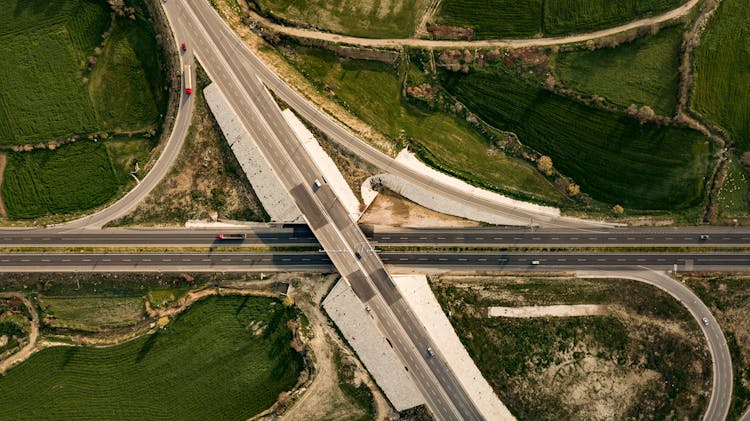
(1, 252, 750, 271)
(0, 232, 317, 246)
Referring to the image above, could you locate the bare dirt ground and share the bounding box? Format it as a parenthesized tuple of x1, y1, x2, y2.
(283, 275, 394, 420)
(0, 153, 7, 219)
(114, 68, 266, 226)
(246, 0, 698, 48)
(0, 293, 39, 374)
(359, 189, 480, 227)
(488, 304, 607, 318)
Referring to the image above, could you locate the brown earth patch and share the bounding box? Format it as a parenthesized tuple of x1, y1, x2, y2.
(359, 189, 480, 227)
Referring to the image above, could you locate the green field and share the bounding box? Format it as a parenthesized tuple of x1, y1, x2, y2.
(254, 0, 431, 38)
(2, 139, 150, 219)
(441, 66, 711, 210)
(716, 157, 750, 218)
(40, 296, 146, 331)
(0, 0, 165, 145)
(691, 0, 750, 150)
(544, 0, 684, 35)
(433, 0, 542, 38)
(284, 46, 565, 204)
(0, 295, 303, 420)
(556, 25, 683, 116)
(432, 0, 684, 38)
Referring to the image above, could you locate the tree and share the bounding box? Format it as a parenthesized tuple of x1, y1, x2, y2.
(537, 155, 553, 176)
(612, 204, 624, 215)
(567, 183, 580, 196)
(636, 105, 655, 124)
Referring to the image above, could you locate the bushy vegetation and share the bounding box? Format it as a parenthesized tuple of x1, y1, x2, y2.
(0, 296, 303, 420)
(544, 0, 684, 34)
(556, 25, 683, 116)
(691, 0, 750, 151)
(2, 140, 140, 219)
(283, 45, 564, 204)
(432, 0, 684, 38)
(441, 66, 711, 210)
(253, 0, 430, 38)
(434, 0, 542, 38)
(434, 277, 710, 420)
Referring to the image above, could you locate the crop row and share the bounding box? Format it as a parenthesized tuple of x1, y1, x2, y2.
(434, 0, 684, 38)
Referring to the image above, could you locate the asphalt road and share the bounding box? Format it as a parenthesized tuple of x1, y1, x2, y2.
(2, 226, 750, 247)
(0, 251, 748, 271)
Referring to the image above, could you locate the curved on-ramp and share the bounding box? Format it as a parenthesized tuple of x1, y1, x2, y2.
(578, 269, 731, 421)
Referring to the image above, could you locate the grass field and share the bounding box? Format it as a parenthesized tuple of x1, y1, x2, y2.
(716, 157, 750, 218)
(0, 295, 303, 420)
(556, 25, 683, 116)
(89, 16, 166, 132)
(441, 66, 711, 210)
(2, 139, 150, 219)
(434, 276, 709, 420)
(433, 0, 542, 38)
(543, 0, 684, 35)
(691, 0, 750, 151)
(284, 46, 565, 204)
(432, 0, 684, 38)
(40, 296, 145, 331)
(254, 0, 431, 38)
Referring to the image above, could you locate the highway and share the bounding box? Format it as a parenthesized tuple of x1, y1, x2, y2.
(2, 226, 750, 247)
(0, 251, 749, 271)
(163, 1, 481, 418)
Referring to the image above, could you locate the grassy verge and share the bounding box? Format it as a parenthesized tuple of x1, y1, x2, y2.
(39, 295, 145, 331)
(690, 0, 750, 151)
(555, 25, 684, 116)
(433, 275, 709, 419)
(543, 0, 684, 35)
(684, 274, 750, 419)
(0, 295, 303, 420)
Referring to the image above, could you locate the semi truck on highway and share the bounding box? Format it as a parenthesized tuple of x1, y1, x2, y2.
(216, 233, 246, 240)
(183, 64, 193, 95)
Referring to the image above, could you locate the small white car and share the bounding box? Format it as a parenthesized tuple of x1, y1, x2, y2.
(701, 317, 709, 326)
(531, 260, 540, 265)
(426, 347, 435, 358)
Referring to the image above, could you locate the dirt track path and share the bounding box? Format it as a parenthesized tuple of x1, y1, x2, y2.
(0, 153, 8, 219)
(250, 0, 698, 48)
(0, 293, 39, 374)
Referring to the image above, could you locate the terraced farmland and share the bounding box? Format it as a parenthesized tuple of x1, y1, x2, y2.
(432, 0, 686, 38)
(691, 0, 750, 150)
(441, 67, 711, 210)
(556, 25, 683, 116)
(0, 296, 303, 420)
